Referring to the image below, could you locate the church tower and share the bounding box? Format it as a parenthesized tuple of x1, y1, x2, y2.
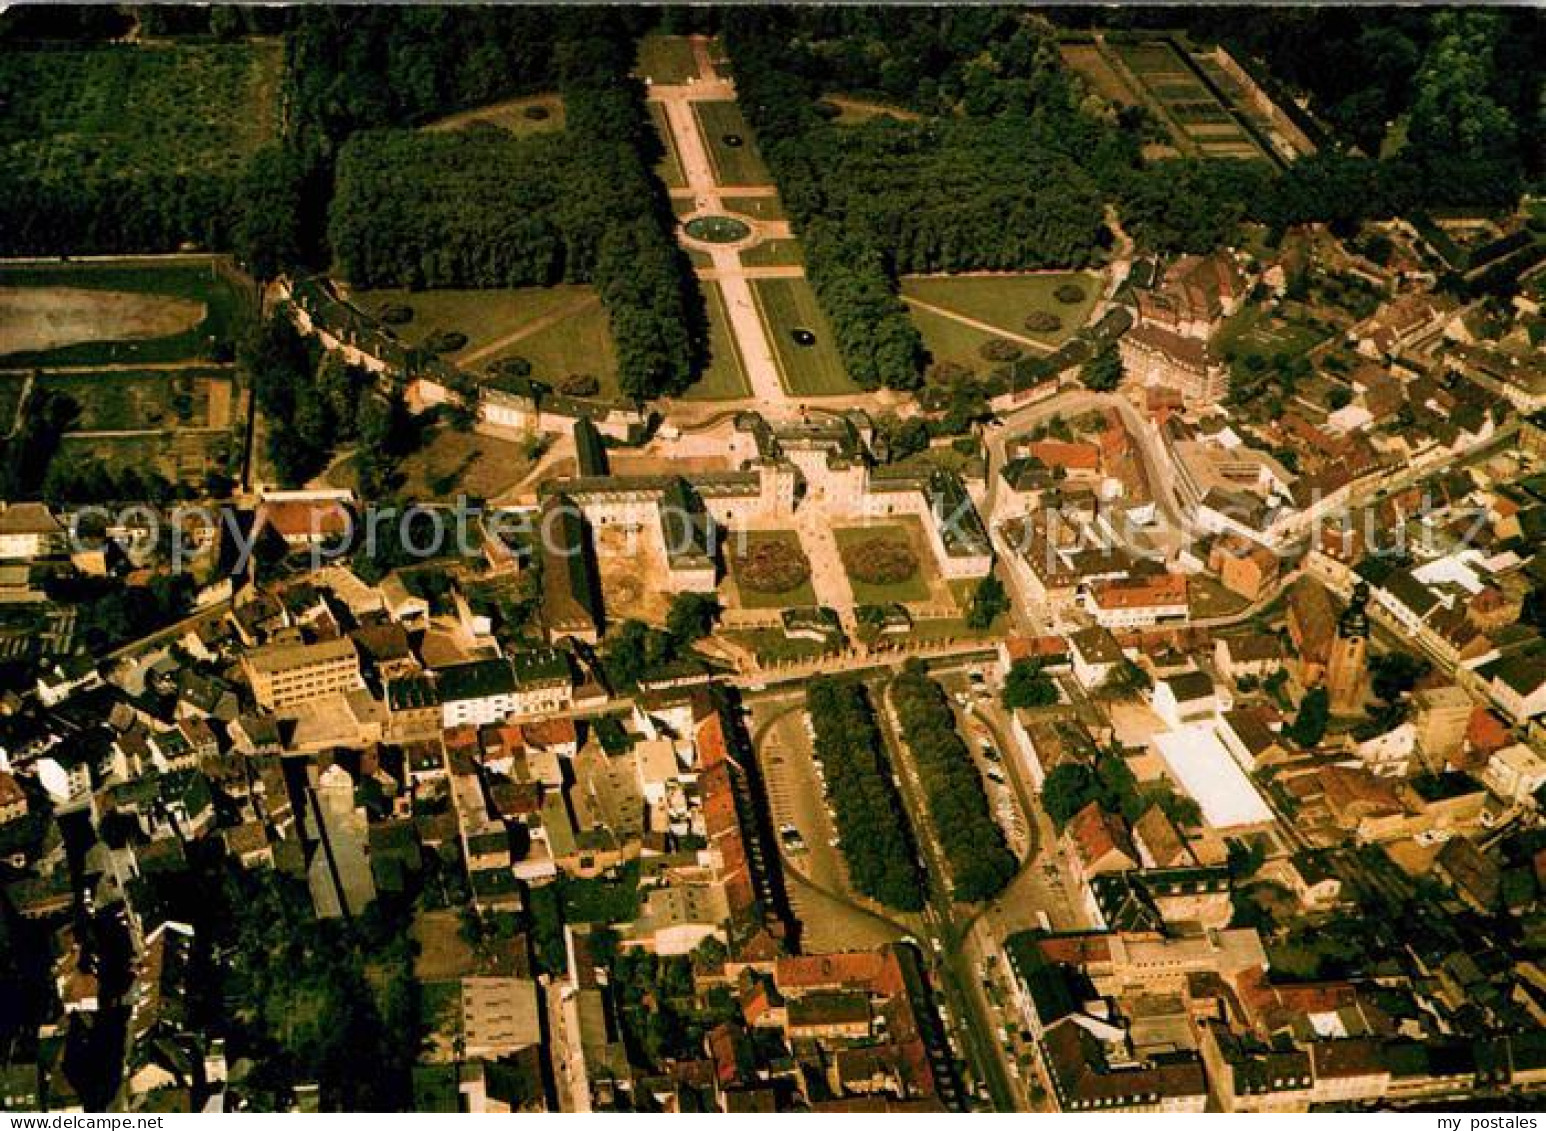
(1327, 582, 1371, 716)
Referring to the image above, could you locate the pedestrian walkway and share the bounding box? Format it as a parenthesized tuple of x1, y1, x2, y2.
(646, 36, 816, 416)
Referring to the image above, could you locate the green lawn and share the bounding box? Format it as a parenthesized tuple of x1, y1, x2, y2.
(497, 299, 621, 399)
(348, 284, 621, 396)
(751, 277, 861, 396)
(723, 628, 834, 665)
(908, 305, 999, 373)
(635, 35, 701, 85)
(729, 531, 818, 610)
(0, 259, 252, 368)
(722, 195, 785, 221)
(739, 240, 805, 268)
(1213, 304, 1331, 365)
(347, 285, 595, 362)
(681, 283, 751, 400)
(834, 523, 933, 605)
(0, 40, 281, 182)
(693, 101, 771, 185)
(648, 102, 687, 189)
(422, 93, 565, 137)
(900, 272, 1099, 347)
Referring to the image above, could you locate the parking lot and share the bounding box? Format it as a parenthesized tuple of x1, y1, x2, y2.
(750, 700, 917, 950)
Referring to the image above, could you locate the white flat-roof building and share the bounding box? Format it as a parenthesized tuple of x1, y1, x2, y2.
(1151, 725, 1273, 829)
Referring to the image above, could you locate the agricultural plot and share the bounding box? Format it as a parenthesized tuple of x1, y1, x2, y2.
(900, 272, 1100, 348)
(57, 430, 234, 487)
(0, 40, 282, 184)
(1058, 43, 1141, 108)
(35, 369, 232, 432)
(422, 94, 565, 137)
(0, 259, 251, 368)
(1108, 39, 1271, 163)
(692, 101, 771, 185)
(680, 284, 751, 401)
(751, 277, 860, 397)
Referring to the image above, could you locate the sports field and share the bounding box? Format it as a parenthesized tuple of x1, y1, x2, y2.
(751, 277, 860, 397)
(693, 101, 771, 185)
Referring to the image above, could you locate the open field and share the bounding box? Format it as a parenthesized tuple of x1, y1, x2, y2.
(0, 378, 25, 433)
(729, 530, 818, 610)
(422, 93, 565, 137)
(900, 272, 1100, 347)
(36, 368, 232, 432)
(692, 100, 770, 185)
(411, 910, 478, 982)
(346, 285, 593, 362)
(0, 259, 251, 368)
(596, 523, 673, 624)
(634, 35, 700, 85)
(833, 521, 934, 605)
(648, 102, 687, 189)
(381, 425, 540, 502)
(0, 40, 282, 182)
(500, 300, 620, 398)
(681, 283, 751, 401)
(0, 288, 204, 357)
(819, 94, 921, 127)
(751, 277, 860, 397)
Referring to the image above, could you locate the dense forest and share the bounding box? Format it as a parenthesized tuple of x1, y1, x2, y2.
(725, 10, 1118, 391)
(890, 663, 1018, 903)
(805, 677, 926, 912)
(724, 5, 1541, 367)
(322, 19, 700, 401)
